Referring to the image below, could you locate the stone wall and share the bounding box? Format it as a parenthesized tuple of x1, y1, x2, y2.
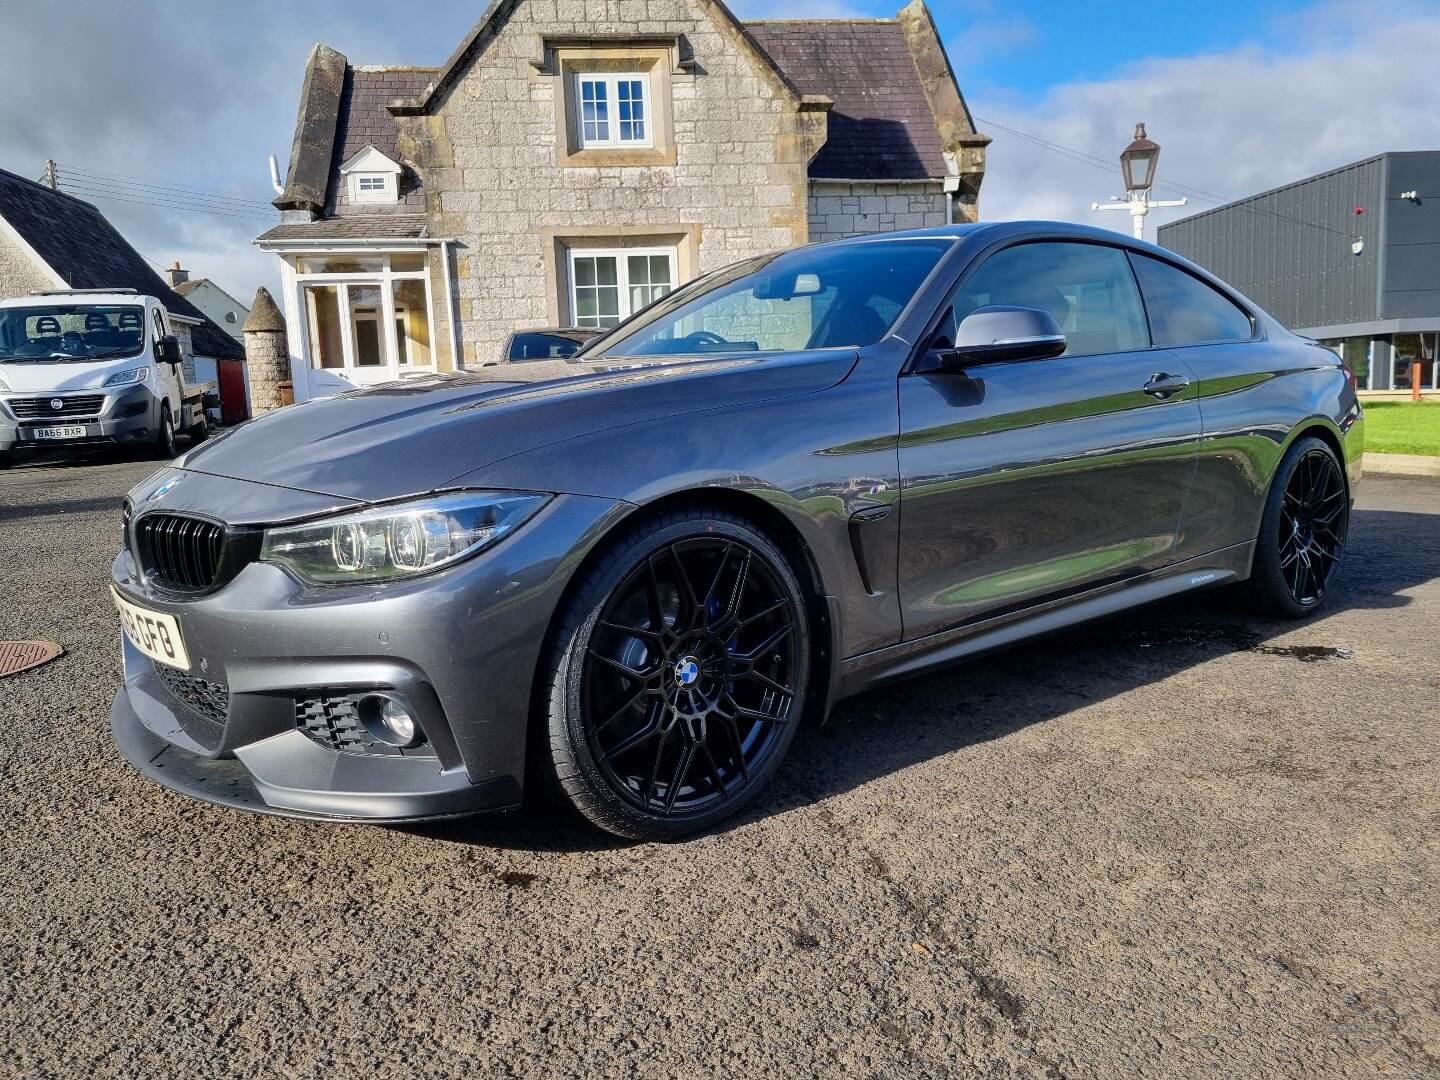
(0, 227, 55, 297)
(414, 0, 822, 365)
(806, 180, 950, 245)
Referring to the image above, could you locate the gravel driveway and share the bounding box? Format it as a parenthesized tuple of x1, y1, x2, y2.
(1, 452, 1436, 1079)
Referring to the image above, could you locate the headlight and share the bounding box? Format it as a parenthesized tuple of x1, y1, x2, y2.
(103, 367, 149, 387)
(0, 371, 10, 392)
(259, 490, 550, 585)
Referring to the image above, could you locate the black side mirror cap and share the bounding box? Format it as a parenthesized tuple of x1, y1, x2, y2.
(929, 306, 1067, 371)
(156, 334, 183, 365)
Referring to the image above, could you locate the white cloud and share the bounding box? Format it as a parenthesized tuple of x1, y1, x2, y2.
(972, 1, 1440, 242)
(945, 13, 1036, 70)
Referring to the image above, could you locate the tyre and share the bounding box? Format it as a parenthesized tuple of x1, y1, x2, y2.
(539, 509, 811, 840)
(188, 415, 209, 443)
(151, 403, 176, 460)
(0, 452, 11, 470)
(1244, 435, 1349, 618)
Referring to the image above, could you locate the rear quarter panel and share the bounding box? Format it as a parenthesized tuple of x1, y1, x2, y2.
(1176, 336, 1362, 560)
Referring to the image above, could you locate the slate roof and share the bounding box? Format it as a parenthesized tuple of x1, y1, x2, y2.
(0, 168, 244, 361)
(747, 20, 946, 180)
(326, 67, 435, 215)
(256, 214, 429, 243)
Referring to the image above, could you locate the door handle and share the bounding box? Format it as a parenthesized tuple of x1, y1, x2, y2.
(1143, 372, 1191, 399)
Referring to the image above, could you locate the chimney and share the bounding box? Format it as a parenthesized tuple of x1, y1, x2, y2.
(167, 261, 190, 287)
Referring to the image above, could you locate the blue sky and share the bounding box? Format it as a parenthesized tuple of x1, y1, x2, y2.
(2, 0, 1437, 301)
(729, 0, 1316, 98)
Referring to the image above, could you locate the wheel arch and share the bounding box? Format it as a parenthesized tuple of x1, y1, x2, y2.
(1284, 419, 1350, 495)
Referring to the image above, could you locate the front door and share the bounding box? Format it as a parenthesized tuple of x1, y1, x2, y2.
(897, 239, 1201, 641)
(301, 282, 395, 395)
(150, 308, 183, 410)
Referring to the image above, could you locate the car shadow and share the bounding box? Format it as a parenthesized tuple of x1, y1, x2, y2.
(393, 504, 1440, 852)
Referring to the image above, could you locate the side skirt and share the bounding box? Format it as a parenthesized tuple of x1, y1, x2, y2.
(836, 540, 1255, 700)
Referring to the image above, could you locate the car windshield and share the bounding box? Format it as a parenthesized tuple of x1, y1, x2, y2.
(0, 303, 147, 363)
(585, 239, 954, 359)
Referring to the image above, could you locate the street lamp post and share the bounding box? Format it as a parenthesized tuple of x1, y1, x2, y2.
(1091, 123, 1186, 240)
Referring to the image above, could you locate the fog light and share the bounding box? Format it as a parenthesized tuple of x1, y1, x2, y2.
(358, 693, 423, 748)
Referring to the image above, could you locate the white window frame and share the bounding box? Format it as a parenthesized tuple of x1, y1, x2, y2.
(573, 73, 653, 149)
(348, 172, 397, 204)
(291, 251, 436, 376)
(568, 247, 676, 329)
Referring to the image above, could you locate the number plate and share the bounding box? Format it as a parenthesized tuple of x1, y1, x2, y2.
(32, 425, 86, 440)
(112, 587, 191, 670)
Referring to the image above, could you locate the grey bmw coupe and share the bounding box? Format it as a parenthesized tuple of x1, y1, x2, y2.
(110, 222, 1363, 839)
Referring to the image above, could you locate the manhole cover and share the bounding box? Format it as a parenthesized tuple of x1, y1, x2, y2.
(0, 640, 64, 678)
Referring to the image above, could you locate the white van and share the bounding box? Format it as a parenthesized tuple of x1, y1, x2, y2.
(0, 289, 209, 467)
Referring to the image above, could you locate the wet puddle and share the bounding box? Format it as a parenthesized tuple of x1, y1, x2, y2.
(1111, 625, 1353, 661)
(1251, 644, 1353, 662)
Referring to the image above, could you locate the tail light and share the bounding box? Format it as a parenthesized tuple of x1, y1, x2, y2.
(1340, 362, 1357, 392)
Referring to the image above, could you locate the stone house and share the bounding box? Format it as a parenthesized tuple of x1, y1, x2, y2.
(257, 0, 988, 401)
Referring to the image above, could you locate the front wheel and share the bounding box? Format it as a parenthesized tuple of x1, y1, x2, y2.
(539, 510, 811, 840)
(151, 403, 176, 460)
(1244, 435, 1349, 618)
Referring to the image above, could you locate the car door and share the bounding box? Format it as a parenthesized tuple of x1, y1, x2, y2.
(151, 308, 182, 410)
(1125, 250, 1281, 562)
(897, 239, 1202, 641)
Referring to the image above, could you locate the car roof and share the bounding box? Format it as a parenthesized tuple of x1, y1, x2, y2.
(813, 219, 1181, 252)
(1, 290, 153, 307)
(508, 327, 599, 341)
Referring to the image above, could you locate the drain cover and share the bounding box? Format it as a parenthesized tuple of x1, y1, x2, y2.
(0, 640, 64, 678)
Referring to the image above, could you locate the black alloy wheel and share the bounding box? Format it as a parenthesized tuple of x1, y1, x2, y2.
(541, 510, 810, 840)
(1278, 447, 1347, 605)
(1246, 435, 1349, 618)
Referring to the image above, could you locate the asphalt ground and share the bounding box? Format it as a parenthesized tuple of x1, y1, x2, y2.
(1, 449, 1436, 1079)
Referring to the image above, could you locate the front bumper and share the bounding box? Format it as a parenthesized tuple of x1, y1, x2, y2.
(110, 687, 516, 822)
(1, 388, 155, 451)
(109, 485, 632, 822)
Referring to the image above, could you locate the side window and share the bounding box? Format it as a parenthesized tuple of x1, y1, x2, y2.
(937, 241, 1149, 358)
(151, 309, 167, 345)
(1129, 253, 1253, 346)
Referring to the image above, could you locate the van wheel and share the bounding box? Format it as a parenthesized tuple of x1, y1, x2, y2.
(188, 415, 209, 443)
(1244, 435, 1349, 618)
(151, 404, 176, 460)
(538, 509, 811, 841)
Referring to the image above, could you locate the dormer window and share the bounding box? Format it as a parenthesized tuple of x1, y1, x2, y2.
(339, 145, 405, 205)
(575, 74, 652, 149)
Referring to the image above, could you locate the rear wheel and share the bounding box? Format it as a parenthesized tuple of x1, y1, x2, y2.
(1244, 435, 1348, 618)
(539, 510, 810, 840)
(188, 414, 209, 443)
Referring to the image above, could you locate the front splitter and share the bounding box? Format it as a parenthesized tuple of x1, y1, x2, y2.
(109, 688, 520, 824)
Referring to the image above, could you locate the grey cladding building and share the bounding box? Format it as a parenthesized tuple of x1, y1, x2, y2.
(1159, 151, 1440, 391)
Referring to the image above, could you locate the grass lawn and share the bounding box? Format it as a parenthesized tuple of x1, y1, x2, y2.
(1363, 400, 1440, 456)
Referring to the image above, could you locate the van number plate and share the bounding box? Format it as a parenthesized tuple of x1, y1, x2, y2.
(32, 425, 86, 439)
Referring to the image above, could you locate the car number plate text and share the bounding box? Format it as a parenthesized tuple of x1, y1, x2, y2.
(111, 587, 191, 670)
(33, 425, 86, 439)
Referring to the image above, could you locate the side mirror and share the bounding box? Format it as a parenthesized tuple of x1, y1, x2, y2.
(933, 306, 1066, 370)
(156, 334, 182, 365)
